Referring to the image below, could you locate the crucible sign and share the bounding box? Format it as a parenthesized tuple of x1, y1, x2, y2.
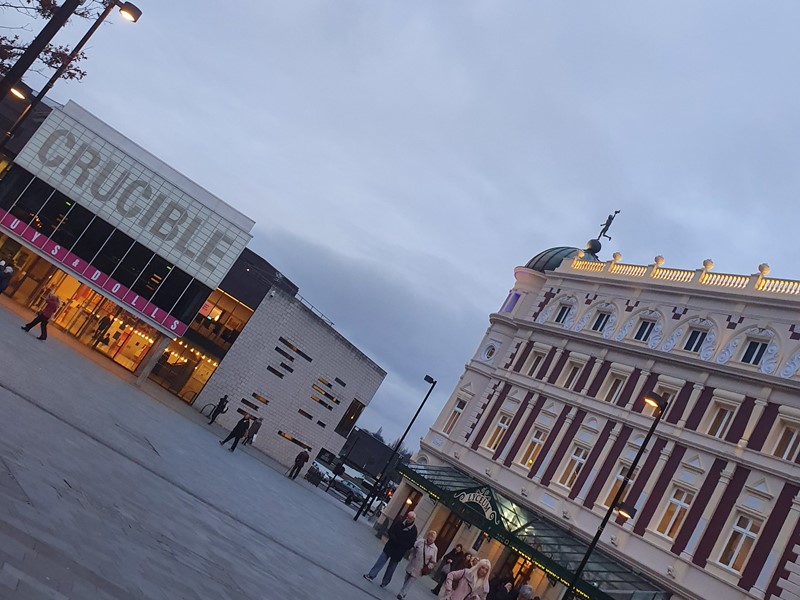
(14, 105, 252, 289)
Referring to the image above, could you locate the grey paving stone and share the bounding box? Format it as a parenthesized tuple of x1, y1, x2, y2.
(0, 300, 436, 600)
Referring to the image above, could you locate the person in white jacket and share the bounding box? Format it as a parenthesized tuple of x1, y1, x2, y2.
(398, 530, 438, 599)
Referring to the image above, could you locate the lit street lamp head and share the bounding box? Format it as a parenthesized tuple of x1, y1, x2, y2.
(10, 87, 26, 100)
(118, 2, 143, 22)
(643, 392, 669, 415)
(614, 501, 638, 521)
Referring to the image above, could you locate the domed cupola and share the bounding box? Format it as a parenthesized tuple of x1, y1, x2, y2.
(525, 239, 602, 273)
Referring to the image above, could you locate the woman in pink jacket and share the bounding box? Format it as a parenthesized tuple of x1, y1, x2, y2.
(440, 558, 491, 600)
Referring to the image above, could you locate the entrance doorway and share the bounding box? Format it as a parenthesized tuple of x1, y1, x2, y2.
(435, 511, 463, 558)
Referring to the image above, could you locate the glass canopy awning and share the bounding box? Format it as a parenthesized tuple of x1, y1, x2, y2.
(398, 463, 670, 600)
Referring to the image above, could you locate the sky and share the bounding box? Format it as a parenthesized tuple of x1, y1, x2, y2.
(8, 1, 800, 449)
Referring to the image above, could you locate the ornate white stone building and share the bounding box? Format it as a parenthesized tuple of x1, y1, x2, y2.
(382, 239, 800, 600)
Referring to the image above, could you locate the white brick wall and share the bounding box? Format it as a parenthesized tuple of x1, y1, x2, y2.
(196, 287, 386, 468)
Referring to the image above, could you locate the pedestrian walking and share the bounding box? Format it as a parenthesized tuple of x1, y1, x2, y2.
(432, 544, 465, 595)
(440, 558, 491, 600)
(515, 583, 533, 600)
(398, 529, 438, 599)
(242, 417, 262, 445)
(208, 394, 229, 424)
(0, 265, 12, 295)
(21, 292, 60, 341)
(219, 415, 250, 452)
(288, 448, 310, 479)
(364, 511, 418, 588)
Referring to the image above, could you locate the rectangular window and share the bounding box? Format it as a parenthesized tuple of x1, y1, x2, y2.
(171, 279, 212, 323)
(503, 292, 521, 313)
(524, 352, 545, 377)
(554, 304, 570, 324)
(334, 399, 365, 437)
(741, 340, 768, 366)
(604, 465, 638, 507)
(267, 365, 284, 379)
(443, 399, 467, 435)
(484, 413, 513, 451)
(773, 424, 800, 461)
(277, 431, 311, 450)
(634, 320, 656, 342)
(558, 446, 589, 489)
(683, 329, 708, 353)
(591, 312, 611, 332)
(49, 201, 94, 250)
(706, 404, 734, 439)
(91, 229, 135, 275)
(298, 409, 313, 419)
(718, 514, 762, 572)
(657, 488, 694, 539)
(602, 375, 627, 403)
(518, 428, 547, 467)
(562, 363, 582, 391)
(251, 392, 270, 405)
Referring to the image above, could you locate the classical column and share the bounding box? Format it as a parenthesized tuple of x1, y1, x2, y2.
(677, 384, 705, 429)
(532, 406, 577, 484)
(739, 398, 768, 448)
(580, 359, 605, 395)
(681, 466, 735, 561)
(543, 348, 565, 382)
(573, 422, 622, 504)
(621, 370, 650, 410)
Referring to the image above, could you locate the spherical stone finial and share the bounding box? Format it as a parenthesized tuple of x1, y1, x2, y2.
(585, 239, 602, 255)
(758, 263, 771, 275)
(654, 255, 665, 266)
(612, 251, 622, 262)
(576, 249, 585, 259)
(703, 259, 714, 270)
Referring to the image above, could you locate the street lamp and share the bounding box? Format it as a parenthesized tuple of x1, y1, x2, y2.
(0, 0, 142, 154)
(563, 392, 669, 600)
(353, 374, 437, 521)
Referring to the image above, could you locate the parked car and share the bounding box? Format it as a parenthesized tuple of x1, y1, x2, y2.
(330, 478, 366, 503)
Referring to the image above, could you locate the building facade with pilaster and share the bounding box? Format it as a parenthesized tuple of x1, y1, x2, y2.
(383, 239, 800, 600)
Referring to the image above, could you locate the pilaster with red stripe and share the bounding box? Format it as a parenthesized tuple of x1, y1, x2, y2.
(539, 409, 587, 487)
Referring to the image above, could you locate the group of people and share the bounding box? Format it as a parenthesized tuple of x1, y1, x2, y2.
(208, 395, 311, 480)
(364, 511, 494, 600)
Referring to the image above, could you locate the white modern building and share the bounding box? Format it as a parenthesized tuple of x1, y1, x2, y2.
(382, 238, 800, 600)
(195, 285, 386, 467)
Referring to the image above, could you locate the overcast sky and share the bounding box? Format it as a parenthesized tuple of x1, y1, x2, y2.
(10, 1, 800, 449)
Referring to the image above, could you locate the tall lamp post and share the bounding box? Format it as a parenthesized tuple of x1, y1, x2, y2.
(353, 374, 437, 521)
(563, 392, 670, 600)
(0, 1, 142, 154)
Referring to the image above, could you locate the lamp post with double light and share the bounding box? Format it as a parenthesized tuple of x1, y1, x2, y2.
(0, 1, 142, 154)
(353, 374, 437, 521)
(563, 392, 670, 600)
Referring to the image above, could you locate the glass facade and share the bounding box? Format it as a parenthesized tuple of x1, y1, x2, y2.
(0, 166, 212, 332)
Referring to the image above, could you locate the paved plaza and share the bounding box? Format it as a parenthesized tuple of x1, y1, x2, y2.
(0, 299, 437, 600)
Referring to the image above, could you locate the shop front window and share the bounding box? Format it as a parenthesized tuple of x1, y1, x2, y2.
(150, 339, 220, 403)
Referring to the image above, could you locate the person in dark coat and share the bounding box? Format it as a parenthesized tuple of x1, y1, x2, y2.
(432, 544, 465, 594)
(288, 449, 310, 479)
(219, 415, 249, 452)
(0, 266, 12, 295)
(242, 417, 262, 445)
(208, 395, 229, 424)
(21, 292, 60, 341)
(363, 511, 418, 588)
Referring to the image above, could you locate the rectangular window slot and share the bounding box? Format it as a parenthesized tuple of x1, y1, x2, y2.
(318, 377, 333, 389)
(317, 421, 326, 428)
(241, 399, 260, 411)
(252, 392, 270, 405)
(280, 362, 294, 372)
(741, 340, 768, 366)
(312, 384, 338, 403)
(554, 304, 570, 324)
(277, 430, 311, 450)
(267, 365, 284, 378)
(275, 346, 294, 361)
(298, 409, 313, 419)
(278, 336, 313, 362)
(311, 395, 334, 411)
(335, 377, 346, 387)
